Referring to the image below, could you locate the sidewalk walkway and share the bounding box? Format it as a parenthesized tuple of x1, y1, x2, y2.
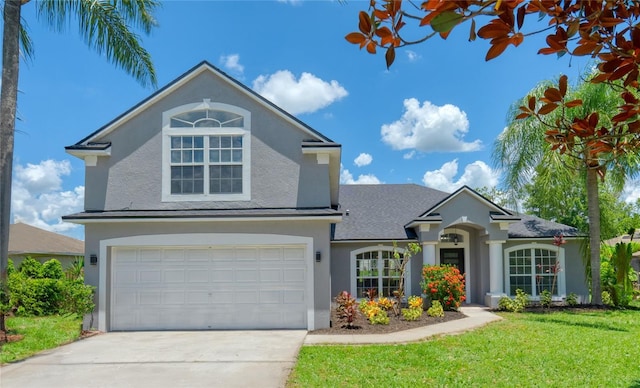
(304, 306, 502, 345)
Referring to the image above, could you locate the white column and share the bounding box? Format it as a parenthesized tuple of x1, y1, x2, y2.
(485, 240, 506, 308)
(489, 241, 505, 294)
(422, 242, 437, 266)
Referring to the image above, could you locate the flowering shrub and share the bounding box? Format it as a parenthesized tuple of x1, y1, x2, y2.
(407, 295, 423, 310)
(421, 265, 466, 310)
(401, 295, 424, 321)
(368, 308, 390, 325)
(377, 297, 394, 311)
(427, 300, 444, 317)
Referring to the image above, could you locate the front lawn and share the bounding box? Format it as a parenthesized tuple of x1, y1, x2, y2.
(1, 314, 82, 364)
(288, 308, 640, 387)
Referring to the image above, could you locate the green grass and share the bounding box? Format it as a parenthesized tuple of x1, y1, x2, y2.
(289, 308, 640, 387)
(1, 314, 82, 364)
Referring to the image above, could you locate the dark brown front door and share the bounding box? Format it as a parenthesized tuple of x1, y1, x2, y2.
(440, 248, 465, 274)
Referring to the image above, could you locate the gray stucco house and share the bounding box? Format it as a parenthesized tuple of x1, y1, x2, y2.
(63, 61, 588, 332)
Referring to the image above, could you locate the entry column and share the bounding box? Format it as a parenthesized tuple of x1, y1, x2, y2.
(485, 240, 506, 308)
(422, 242, 437, 266)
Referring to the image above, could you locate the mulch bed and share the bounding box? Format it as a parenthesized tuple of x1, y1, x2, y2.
(0, 331, 23, 345)
(308, 308, 465, 335)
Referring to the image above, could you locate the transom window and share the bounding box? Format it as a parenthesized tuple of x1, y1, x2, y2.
(351, 247, 408, 299)
(162, 101, 251, 202)
(505, 245, 565, 297)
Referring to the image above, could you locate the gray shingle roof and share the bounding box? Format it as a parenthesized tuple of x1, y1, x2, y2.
(63, 207, 341, 221)
(507, 213, 582, 238)
(334, 184, 582, 241)
(334, 184, 450, 240)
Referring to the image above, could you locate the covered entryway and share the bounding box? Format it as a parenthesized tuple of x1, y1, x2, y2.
(111, 244, 308, 330)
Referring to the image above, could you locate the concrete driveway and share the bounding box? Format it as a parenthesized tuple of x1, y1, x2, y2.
(0, 330, 307, 388)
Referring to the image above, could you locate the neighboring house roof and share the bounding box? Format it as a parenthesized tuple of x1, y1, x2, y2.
(8, 223, 84, 256)
(333, 184, 582, 241)
(604, 233, 640, 257)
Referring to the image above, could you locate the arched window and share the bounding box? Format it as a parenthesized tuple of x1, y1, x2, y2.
(162, 100, 251, 201)
(350, 246, 410, 299)
(504, 244, 566, 298)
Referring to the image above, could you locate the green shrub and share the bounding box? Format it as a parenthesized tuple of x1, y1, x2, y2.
(540, 289, 552, 308)
(368, 309, 389, 325)
(7, 259, 15, 276)
(9, 273, 62, 316)
(421, 265, 466, 310)
(42, 259, 64, 280)
(19, 256, 44, 278)
(498, 289, 529, 313)
(426, 300, 444, 317)
(566, 292, 579, 306)
(58, 279, 95, 316)
(602, 290, 614, 307)
(402, 307, 423, 321)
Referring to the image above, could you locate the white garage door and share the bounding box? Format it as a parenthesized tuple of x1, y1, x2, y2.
(111, 245, 308, 330)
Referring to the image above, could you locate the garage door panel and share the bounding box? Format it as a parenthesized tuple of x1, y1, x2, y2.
(186, 269, 208, 283)
(111, 245, 308, 330)
(139, 270, 162, 283)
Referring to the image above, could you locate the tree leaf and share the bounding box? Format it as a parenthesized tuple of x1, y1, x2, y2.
(538, 103, 558, 115)
(559, 75, 567, 96)
(469, 19, 476, 42)
(385, 46, 395, 69)
(431, 11, 462, 33)
(345, 32, 366, 45)
(544, 87, 562, 103)
(565, 99, 583, 108)
(485, 39, 509, 61)
(366, 41, 377, 54)
(358, 11, 372, 34)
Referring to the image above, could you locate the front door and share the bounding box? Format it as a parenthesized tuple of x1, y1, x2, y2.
(440, 248, 465, 275)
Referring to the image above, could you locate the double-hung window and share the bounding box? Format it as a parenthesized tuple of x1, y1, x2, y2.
(505, 244, 566, 298)
(162, 101, 251, 201)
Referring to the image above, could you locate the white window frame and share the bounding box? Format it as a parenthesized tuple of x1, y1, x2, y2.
(504, 244, 566, 299)
(349, 246, 410, 300)
(162, 101, 251, 202)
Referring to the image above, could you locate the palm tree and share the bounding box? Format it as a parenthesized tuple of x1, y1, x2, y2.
(494, 74, 640, 305)
(0, 0, 159, 333)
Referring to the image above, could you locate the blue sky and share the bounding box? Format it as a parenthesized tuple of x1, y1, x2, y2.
(10, 0, 639, 239)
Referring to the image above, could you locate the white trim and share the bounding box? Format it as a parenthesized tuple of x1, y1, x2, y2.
(64, 215, 343, 224)
(99, 233, 315, 332)
(503, 243, 566, 298)
(161, 101, 251, 202)
(349, 246, 411, 300)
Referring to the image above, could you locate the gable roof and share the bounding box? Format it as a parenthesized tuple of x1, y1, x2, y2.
(8, 223, 84, 256)
(333, 184, 582, 241)
(66, 60, 336, 150)
(334, 184, 450, 240)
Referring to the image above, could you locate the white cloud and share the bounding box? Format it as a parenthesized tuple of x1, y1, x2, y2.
(220, 54, 244, 75)
(354, 153, 372, 167)
(11, 160, 84, 234)
(252, 70, 348, 115)
(406, 50, 420, 62)
(422, 159, 499, 192)
(623, 180, 640, 203)
(403, 151, 416, 160)
(381, 98, 482, 153)
(340, 164, 381, 185)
